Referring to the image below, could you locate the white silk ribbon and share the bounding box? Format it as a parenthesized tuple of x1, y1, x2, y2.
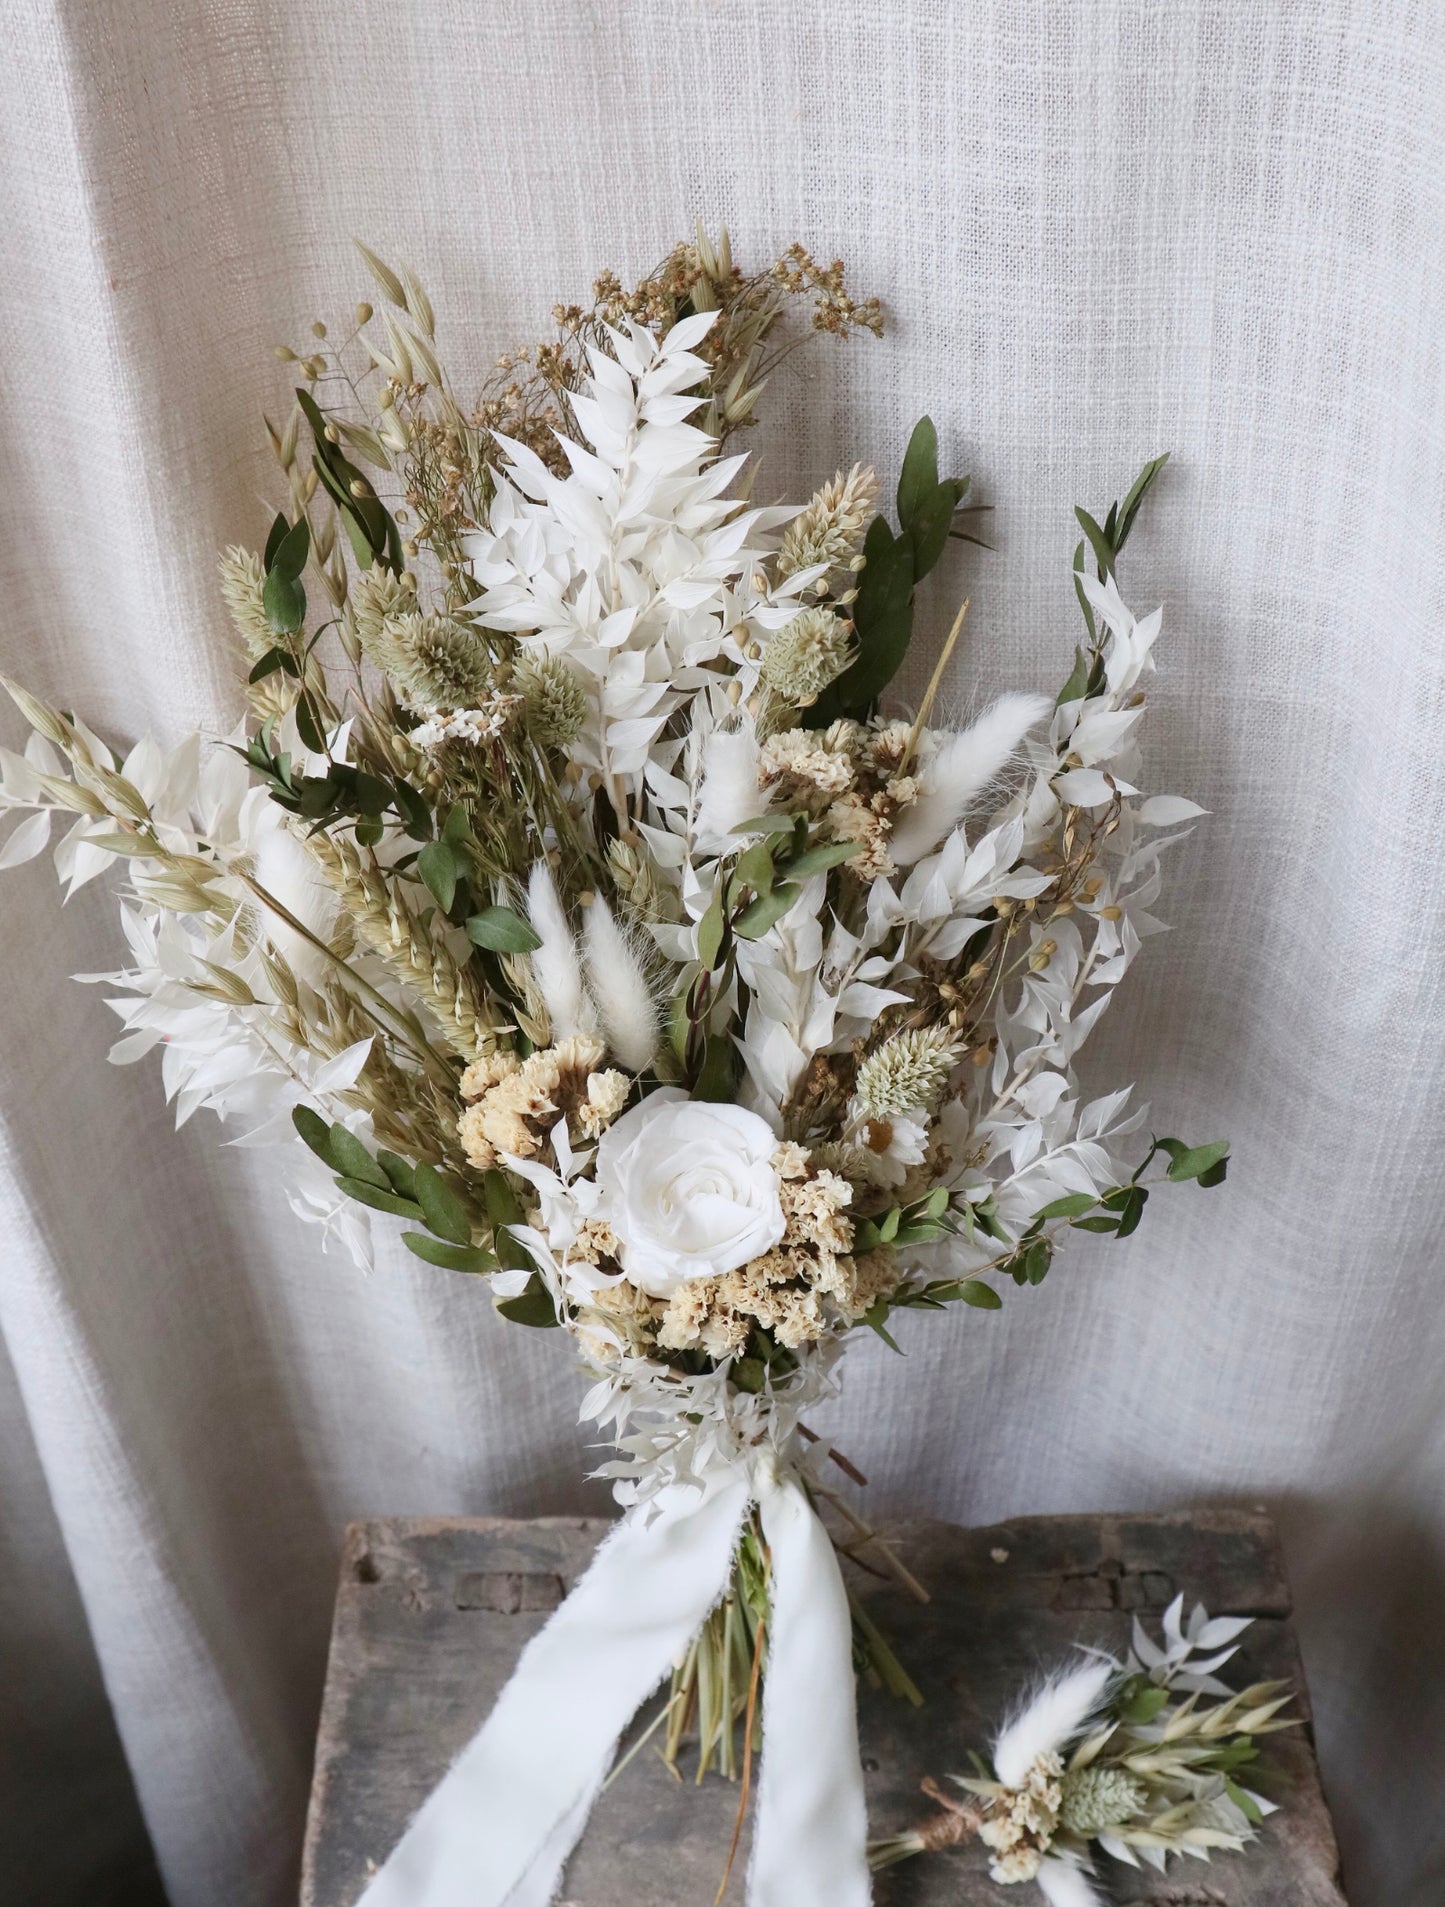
(355, 1455, 871, 1907)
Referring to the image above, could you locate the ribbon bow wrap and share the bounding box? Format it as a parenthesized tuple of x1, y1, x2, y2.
(356, 1417, 872, 1907)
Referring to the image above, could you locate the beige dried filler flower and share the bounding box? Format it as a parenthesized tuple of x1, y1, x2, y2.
(656, 1144, 898, 1356)
(458, 1035, 629, 1168)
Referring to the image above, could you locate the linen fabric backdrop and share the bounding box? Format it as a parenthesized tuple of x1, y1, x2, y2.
(1, 2, 1441, 1902)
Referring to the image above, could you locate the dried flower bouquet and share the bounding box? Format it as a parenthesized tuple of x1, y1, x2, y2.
(0, 232, 1227, 1905)
(870, 1595, 1295, 1904)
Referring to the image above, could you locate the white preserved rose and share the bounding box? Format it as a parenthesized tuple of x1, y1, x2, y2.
(593, 1091, 786, 1298)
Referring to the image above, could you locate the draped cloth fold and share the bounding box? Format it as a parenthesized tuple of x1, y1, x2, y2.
(355, 1456, 871, 1907)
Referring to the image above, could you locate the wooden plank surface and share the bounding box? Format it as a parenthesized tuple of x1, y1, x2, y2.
(301, 1509, 1347, 1906)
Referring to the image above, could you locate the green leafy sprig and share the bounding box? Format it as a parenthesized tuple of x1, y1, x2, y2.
(805, 416, 974, 726)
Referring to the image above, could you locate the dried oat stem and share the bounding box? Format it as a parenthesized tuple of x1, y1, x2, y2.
(811, 1481, 931, 1605)
(903, 595, 969, 771)
(305, 830, 493, 1060)
(715, 1609, 767, 1906)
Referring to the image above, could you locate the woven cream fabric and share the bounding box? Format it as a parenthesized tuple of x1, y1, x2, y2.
(1, 3, 1440, 1902)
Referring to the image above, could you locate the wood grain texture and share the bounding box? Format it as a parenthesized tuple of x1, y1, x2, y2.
(301, 1510, 1347, 1906)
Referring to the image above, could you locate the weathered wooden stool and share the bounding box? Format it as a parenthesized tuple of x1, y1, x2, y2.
(301, 1509, 1347, 1904)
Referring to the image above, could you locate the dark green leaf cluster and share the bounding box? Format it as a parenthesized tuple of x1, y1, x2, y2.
(804, 417, 970, 727)
(234, 714, 432, 843)
(864, 1134, 1228, 1347)
(1070, 452, 1169, 643)
(259, 511, 310, 637)
(482, 1169, 557, 1327)
(411, 804, 542, 970)
(291, 1105, 496, 1273)
(247, 512, 346, 756)
(296, 388, 403, 575)
(675, 816, 864, 1095)
(853, 1184, 955, 1252)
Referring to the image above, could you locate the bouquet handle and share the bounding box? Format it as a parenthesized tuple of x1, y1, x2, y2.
(355, 1457, 871, 1907)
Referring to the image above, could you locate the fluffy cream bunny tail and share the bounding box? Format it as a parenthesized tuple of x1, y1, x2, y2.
(527, 860, 597, 1039)
(583, 895, 658, 1071)
(889, 691, 1052, 866)
(993, 1657, 1114, 1788)
(1035, 1856, 1108, 1907)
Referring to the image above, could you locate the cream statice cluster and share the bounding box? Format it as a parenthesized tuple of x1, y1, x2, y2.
(869, 1596, 1295, 1903)
(0, 233, 1226, 1779)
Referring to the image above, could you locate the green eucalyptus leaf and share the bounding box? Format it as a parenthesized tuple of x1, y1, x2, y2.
(333, 488, 381, 568)
(1024, 1238, 1052, 1285)
(692, 1036, 738, 1104)
(291, 1105, 334, 1161)
(1224, 1780, 1264, 1825)
(896, 416, 939, 526)
(1072, 544, 1098, 642)
(732, 881, 803, 940)
(328, 1127, 390, 1189)
(334, 1175, 425, 1220)
(972, 1199, 1010, 1243)
(1160, 1138, 1231, 1183)
(465, 905, 541, 954)
(1115, 1184, 1149, 1237)
(375, 1150, 417, 1197)
(959, 1279, 1003, 1310)
(296, 775, 338, 820)
(494, 1272, 559, 1327)
(264, 512, 290, 570)
(247, 646, 299, 685)
(412, 1161, 472, 1245)
(1032, 1193, 1097, 1222)
(728, 814, 798, 837)
(1056, 645, 1090, 706)
(838, 518, 916, 714)
(1122, 1682, 1170, 1724)
(403, 1233, 497, 1274)
(417, 839, 458, 913)
(393, 780, 433, 838)
(1115, 453, 1170, 551)
(909, 479, 964, 582)
(269, 516, 311, 582)
(484, 1170, 533, 1271)
(483, 1168, 523, 1225)
(262, 568, 305, 635)
(1074, 506, 1115, 580)
(353, 772, 393, 816)
(862, 1298, 904, 1354)
(293, 693, 327, 755)
(696, 889, 727, 969)
(734, 841, 775, 894)
(781, 838, 864, 880)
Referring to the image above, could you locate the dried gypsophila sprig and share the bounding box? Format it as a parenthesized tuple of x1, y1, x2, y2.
(867, 1596, 1296, 1903)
